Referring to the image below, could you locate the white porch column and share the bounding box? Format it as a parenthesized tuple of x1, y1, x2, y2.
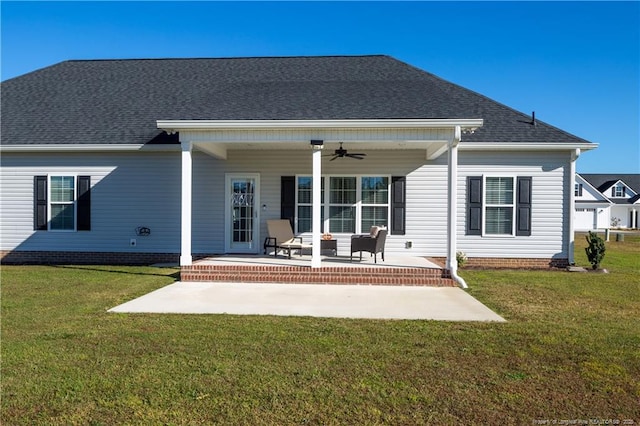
(568, 149, 580, 265)
(180, 141, 193, 266)
(311, 141, 323, 268)
(446, 126, 467, 288)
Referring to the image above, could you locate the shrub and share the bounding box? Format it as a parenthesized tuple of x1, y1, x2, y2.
(585, 231, 606, 270)
(456, 251, 467, 268)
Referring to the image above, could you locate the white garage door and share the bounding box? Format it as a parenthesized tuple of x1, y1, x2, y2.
(575, 208, 596, 230)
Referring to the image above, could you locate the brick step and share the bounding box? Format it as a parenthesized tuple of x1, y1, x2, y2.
(181, 266, 456, 287)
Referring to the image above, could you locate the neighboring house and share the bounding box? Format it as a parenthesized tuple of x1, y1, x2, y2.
(0, 55, 596, 271)
(575, 174, 640, 230)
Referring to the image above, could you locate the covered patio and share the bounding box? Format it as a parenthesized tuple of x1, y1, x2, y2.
(157, 119, 484, 289)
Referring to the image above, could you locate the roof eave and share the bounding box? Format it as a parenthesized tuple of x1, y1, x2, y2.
(0, 144, 179, 152)
(459, 142, 597, 151)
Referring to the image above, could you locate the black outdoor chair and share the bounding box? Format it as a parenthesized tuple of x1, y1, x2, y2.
(350, 227, 387, 263)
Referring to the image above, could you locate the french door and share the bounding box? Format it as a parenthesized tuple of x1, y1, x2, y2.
(225, 174, 260, 253)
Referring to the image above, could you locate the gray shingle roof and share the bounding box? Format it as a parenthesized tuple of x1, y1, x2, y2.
(579, 174, 640, 204)
(1, 55, 594, 146)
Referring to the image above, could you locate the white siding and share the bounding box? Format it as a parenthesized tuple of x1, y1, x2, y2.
(1, 149, 572, 259)
(575, 175, 608, 202)
(611, 205, 635, 228)
(209, 149, 570, 259)
(607, 181, 637, 201)
(1, 152, 181, 253)
(456, 151, 569, 259)
(203, 149, 431, 256)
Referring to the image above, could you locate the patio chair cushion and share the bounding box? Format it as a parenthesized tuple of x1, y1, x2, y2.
(267, 219, 296, 245)
(369, 226, 385, 238)
(264, 219, 312, 258)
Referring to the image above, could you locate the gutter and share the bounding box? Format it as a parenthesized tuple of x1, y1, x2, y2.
(459, 142, 597, 152)
(0, 144, 179, 152)
(157, 118, 484, 131)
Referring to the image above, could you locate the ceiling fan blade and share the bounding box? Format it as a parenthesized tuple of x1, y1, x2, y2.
(329, 155, 340, 161)
(346, 154, 365, 160)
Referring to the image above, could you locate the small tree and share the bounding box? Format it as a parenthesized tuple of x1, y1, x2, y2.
(585, 231, 606, 270)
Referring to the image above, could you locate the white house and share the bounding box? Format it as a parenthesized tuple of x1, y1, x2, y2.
(575, 174, 639, 230)
(0, 55, 596, 274)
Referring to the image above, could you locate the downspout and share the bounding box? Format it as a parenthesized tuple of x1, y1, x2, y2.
(568, 149, 580, 265)
(447, 126, 468, 288)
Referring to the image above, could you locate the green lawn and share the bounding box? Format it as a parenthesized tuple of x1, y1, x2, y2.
(2, 236, 639, 425)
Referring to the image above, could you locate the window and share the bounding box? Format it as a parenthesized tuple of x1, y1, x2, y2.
(574, 183, 583, 197)
(484, 177, 514, 235)
(34, 175, 91, 231)
(295, 175, 390, 234)
(50, 176, 76, 230)
(296, 176, 324, 233)
(361, 177, 389, 231)
(466, 175, 532, 237)
(613, 183, 625, 198)
(329, 177, 356, 233)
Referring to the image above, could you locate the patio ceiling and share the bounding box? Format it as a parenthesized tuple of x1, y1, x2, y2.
(158, 118, 483, 161)
(192, 140, 450, 161)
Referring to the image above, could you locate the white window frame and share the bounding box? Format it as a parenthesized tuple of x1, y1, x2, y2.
(482, 175, 516, 237)
(48, 174, 77, 232)
(359, 175, 390, 233)
(327, 176, 357, 234)
(295, 176, 324, 234)
(574, 183, 582, 197)
(295, 174, 391, 235)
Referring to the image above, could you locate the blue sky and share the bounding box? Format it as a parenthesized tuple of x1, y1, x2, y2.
(2, 1, 638, 173)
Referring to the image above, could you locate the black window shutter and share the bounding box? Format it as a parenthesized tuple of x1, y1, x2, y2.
(77, 176, 91, 231)
(280, 176, 295, 229)
(34, 176, 48, 231)
(578, 184, 583, 197)
(391, 176, 406, 235)
(516, 176, 532, 236)
(467, 176, 482, 235)
(611, 187, 615, 197)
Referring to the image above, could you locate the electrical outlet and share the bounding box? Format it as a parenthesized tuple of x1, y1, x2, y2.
(130, 239, 137, 247)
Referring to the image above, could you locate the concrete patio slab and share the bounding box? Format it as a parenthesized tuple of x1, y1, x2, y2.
(109, 282, 505, 322)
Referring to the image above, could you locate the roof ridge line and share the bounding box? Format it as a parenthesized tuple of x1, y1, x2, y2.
(63, 54, 391, 64)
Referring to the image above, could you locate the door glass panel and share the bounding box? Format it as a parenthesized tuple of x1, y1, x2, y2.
(230, 179, 255, 245)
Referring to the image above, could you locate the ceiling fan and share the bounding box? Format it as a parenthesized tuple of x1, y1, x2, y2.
(326, 142, 367, 161)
